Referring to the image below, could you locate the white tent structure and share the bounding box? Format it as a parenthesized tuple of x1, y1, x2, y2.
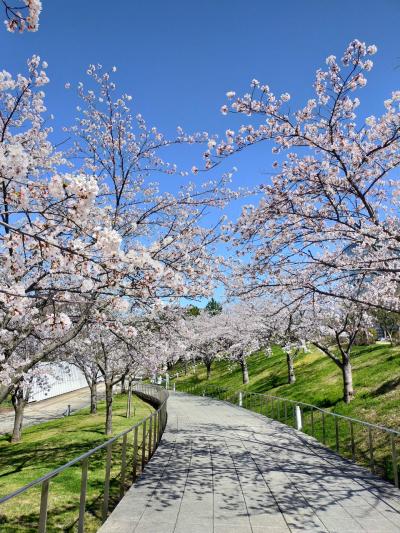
(28, 363, 88, 402)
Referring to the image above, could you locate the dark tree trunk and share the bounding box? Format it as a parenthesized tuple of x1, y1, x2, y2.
(314, 340, 355, 405)
(89, 382, 97, 414)
(184, 361, 188, 375)
(286, 353, 296, 384)
(11, 388, 27, 443)
(205, 360, 212, 380)
(342, 358, 354, 404)
(240, 359, 249, 385)
(105, 382, 113, 435)
(120, 376, 126, 394)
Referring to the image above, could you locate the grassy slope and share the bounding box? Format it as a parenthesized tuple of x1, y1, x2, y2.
(173, 343, 400, 428)
(173, 344, 400, 481)
(0, 394, 153, 532)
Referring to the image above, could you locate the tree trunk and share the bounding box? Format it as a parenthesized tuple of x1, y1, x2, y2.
(286, 353, 296, 384)
(105, 382, 113, 435)
(89, 382, 97, 414)
(388, 331, 394, 346)
(121, 376, 126, 394)
(342, 359, 354, 404)
(240, 359, 249, 385)
(11, 388, 27, 443)
(205, 361, 212, 380)
(184, 361, 188, 375)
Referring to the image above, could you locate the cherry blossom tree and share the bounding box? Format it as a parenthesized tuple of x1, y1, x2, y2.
(67, 313, 140, 436)
(0, 57, 117, 406)
(225, 281, 370, 402)
(65, 331, 102, 415)
(90, 328, 132, 436)
(308, 295, 373, 403)
(8, 338, 62, 442)
(65, 64, 232, 309)
(214, 40, 400, 315)
(199, 304, 267, 385)
(263, 301, 309, 385)
(184, 310, 225, 380)
(0, 58, 233, 418)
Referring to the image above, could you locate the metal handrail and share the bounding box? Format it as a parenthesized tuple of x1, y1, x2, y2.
(181, 383, 400, 436)
(0, 382, 169, 532)
(246, 391, 400, 436)
(176, 382, 400, 488)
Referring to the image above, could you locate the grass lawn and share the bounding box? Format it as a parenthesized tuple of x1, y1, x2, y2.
(0, 393, 154, 532)
(172, 343, 400, 482)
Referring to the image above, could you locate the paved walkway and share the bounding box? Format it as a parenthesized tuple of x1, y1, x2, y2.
(100, 392, 400, 533)
(0, 384, 105, 434)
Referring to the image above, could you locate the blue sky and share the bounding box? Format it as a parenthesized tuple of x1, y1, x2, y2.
(4, 0, 400, 205)
(3, 0, 400, 302)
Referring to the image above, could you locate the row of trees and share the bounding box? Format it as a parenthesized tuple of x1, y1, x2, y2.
(186, 40, 400, 404)
(3, 33, 400, 442)
(180, 296, 382, 406)
(0, 57, 235, 442)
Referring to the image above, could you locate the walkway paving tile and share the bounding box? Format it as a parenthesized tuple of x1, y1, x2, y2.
(99, 392, 400, 532)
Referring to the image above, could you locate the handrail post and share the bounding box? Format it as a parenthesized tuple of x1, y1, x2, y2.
(120, 434, 128, 498)
(38, 479, 50, 533)
(102, 443, 112, 522)
(391, 435, 399, 488)
(153, 412, 158, 451)
(311, 408, 314, 436)
(368, 427, 375, 473)
(78, 458, 89, 533)
(295, 405, 302, 431)
(335, 418, 339, 452)
(141, 420, 147, 469)
(238, 391, 243, 407)
(350, 421, 355, 461)
(157, 409, 162, 441)
(132, 426, 139, 480)
(148, 415, 153, 459)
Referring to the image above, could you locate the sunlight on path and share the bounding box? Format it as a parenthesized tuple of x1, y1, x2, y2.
(99, 392, 400, 533)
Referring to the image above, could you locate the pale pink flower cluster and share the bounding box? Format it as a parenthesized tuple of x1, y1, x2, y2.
(4, 0, 42, 32)
(0, 143, 29, 179)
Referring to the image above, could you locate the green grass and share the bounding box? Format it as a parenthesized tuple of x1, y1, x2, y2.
(0, 394, 154, 532)
(172, 343, 400, 482)
(0, 396, 13, 412)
